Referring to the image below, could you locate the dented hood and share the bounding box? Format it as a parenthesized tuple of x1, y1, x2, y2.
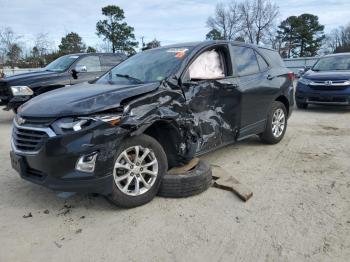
(19, 82, 160, 117)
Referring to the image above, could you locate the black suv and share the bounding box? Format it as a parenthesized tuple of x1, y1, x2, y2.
(10, 41, 294, 208)
(0, 53, 126, 112)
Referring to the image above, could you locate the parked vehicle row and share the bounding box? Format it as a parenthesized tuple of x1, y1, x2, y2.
(8, 41, 294, 208)
(0, 53, 126, 112)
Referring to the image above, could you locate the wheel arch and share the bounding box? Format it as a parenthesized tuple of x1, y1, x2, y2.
(275, 95, 290, 115)
(137, 120, 184, 168)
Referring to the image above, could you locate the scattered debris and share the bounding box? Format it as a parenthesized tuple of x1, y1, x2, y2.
(331, 181, 335, 188)
(43, 209, 50, 214)
(58, 202, 73, 216)
(80, 216, 85, 219)
(211, 165, 253, 201)
(235, 216, 240, 223)
(75, 229, 82, 234)
(54, 241, 62, 248)
(23, 212, 32, 218)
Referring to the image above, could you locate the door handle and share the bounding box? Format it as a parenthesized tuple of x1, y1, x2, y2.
(267, 75, 274, 80)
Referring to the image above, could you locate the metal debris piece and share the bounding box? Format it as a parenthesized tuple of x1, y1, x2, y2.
(22, 212, 32, 218)
(211, 165, 253, 201)
(168, 158, 199, 175)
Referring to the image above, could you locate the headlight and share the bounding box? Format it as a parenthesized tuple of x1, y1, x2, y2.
(298, 77, 312, 85)
(54, 115, 122, 133)
(11, 86, 34, 96)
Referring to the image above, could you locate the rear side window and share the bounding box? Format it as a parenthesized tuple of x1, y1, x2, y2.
(100, 55, 124, 71)
(256, 52, 269, 71)
(259, 48, 285, 67)
(231, 46, 259, 76)
(76, 56, 102, 72)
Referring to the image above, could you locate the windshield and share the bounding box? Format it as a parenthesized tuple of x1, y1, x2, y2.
(45, 55, 79, 72)
(312, 55, 350, 71)
(97, 47, 191, 85)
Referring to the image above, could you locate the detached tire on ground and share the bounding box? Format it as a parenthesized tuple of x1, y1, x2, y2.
(158, 160, 212, 198)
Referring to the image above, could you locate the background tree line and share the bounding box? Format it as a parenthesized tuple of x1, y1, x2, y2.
(206, 0, 348, 58)
(1, 1, 350, 70)
(0, 5, 160, 69)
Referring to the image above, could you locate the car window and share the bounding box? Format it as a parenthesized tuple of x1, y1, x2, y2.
(259, 48, 285, 67)
(312, 56, 350, 71)
(100, 55, 124, 71)
(45, 55, 78, 72)
(76, 56, 102, 72)
(98, 47, 192, 84)
(188, 50, 225, 80)
(231, 46, 260, 76)
(256, 52, 269, 71)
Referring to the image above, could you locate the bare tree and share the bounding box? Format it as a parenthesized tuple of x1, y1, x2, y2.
(206, 2, 242, 40)
(34, 33, 53, 56)
(239, 0, 279, 45)
(0, 27, 22, 67)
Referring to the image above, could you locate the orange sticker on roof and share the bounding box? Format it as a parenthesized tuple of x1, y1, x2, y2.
(167, 48, 188, 58)
(175, 51, 186, 58)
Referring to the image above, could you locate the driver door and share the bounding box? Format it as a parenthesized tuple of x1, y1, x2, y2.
(182, 46, 240, 154)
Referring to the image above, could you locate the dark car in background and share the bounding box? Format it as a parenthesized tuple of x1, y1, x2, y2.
(296, 53, 350, 109)
(0, 53, 126, 112)
(10, 41, 294, 208)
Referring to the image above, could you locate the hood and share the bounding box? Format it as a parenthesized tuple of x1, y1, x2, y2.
(304, 70, 350, 81)
(4, 70, 59, 86)
(19, 82, 160, 117)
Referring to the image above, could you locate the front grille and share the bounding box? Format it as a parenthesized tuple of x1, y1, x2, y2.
(309, 80, 350, 91)
(12, 126, 49, 152)
(20, 116, 56, 127)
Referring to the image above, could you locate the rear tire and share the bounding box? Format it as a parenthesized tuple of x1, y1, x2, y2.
(260, 101, 287, 144)
(107, 134, 167, 208)
(296, 102, 308, 109)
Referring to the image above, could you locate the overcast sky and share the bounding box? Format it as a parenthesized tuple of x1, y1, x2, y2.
(1, 0, 349, 51)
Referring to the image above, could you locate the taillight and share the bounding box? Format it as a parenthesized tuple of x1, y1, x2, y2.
(287, 72, 295, 81)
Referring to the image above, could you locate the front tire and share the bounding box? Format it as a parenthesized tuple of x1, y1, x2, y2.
(107, 134, 167, 208)
(260, 101, 287, 144)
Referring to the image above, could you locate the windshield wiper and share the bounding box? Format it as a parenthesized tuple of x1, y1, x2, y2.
(116, 73, 143, 84)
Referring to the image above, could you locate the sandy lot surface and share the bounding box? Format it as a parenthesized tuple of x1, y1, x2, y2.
(0, 106, 349, 262)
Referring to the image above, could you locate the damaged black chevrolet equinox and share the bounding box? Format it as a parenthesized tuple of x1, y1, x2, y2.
(10, 41, 294, 208)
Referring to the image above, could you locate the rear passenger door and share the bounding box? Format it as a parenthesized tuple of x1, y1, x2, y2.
(230, 45, 272, 138)
(70, 55, 103, 84)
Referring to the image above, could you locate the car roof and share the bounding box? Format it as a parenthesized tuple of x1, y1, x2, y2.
(322, 52, 350, 57)
(152, 40, 277, 53)
(65, 53, 126, 57)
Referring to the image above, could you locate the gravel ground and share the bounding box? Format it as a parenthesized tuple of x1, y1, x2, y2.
(0, 106, 349, 262)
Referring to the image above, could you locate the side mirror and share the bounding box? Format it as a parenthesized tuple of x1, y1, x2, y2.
(298, 66, 310, 76)
(75, 65, 87, 73)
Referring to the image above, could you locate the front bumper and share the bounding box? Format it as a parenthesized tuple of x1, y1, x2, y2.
(296, 83, 350, 105)
(10, 120, 128, 195)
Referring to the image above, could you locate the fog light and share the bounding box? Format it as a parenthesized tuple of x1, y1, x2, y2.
(76, 152, 98, 173)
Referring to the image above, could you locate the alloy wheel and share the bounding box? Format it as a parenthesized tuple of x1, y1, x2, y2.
(271, 108, 285, 138)
(113, 145, 159, 196)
